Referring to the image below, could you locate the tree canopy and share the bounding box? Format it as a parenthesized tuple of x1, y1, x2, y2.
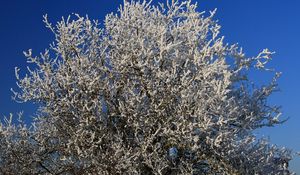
(0, 0, 294, 174)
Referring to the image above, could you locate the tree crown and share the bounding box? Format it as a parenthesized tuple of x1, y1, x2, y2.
(1, 0, 294, 174)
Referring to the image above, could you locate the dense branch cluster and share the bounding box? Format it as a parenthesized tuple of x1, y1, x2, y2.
(0, 0, 294, 174)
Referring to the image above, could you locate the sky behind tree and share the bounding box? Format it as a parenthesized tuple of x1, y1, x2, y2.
(0, 0, 299, 173)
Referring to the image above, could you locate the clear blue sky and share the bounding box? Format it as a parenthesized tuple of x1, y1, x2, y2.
(0, 0, 299, 173)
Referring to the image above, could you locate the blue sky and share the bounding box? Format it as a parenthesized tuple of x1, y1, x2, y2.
(0, 0, 299, 173)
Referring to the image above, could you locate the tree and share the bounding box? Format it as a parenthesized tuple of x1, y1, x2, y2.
(0, 0, 294, 174)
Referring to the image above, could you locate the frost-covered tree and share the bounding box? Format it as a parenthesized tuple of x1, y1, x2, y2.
(0, 0, 295, 174)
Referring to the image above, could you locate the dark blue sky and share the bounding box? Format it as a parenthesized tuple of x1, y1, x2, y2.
(0, 0, 299, 172)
